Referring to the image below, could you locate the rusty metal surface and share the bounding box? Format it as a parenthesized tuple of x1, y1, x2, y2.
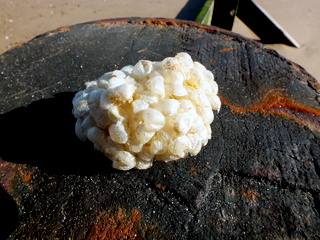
(0, 17, 320, 239)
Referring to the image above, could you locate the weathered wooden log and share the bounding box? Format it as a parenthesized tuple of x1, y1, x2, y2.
(0, 18, 319, 239)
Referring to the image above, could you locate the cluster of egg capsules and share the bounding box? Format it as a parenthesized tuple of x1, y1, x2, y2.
(72, 52, 221, 170)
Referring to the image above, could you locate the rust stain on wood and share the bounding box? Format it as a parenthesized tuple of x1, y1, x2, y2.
(242, 189, 259, 206)
(10, 43, 24, 50)
(96, 18, 179, 28)
(221, 89, 320, 131)
(56, 26, 71, 32)
(156, 183, 166, 190)
(0, 161, 16, 193)
(0, 160, 34, 194)
(87, 207, 155, 240)
(190, 167, 197, 175)
(44, 26, 72, 37)
(219, 47, 237, 52)
(94, 17, 219, 33)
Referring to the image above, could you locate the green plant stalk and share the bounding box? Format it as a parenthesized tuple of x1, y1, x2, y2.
(195, 0, 215, 25)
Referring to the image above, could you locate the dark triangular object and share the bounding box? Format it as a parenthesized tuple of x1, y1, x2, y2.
(211, 0, 299, 47)
(237, 0, 299, 47)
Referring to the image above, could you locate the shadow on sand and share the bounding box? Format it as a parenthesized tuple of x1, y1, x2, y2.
(176, 0, 206, 21)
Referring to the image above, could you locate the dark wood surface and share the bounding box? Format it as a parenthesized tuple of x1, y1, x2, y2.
(0, 18, 320, 239)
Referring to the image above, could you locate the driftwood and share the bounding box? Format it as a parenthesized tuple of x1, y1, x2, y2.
(0, 18, 320, 239)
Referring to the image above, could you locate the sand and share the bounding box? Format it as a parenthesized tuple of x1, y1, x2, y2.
(1, 0, 319, 81)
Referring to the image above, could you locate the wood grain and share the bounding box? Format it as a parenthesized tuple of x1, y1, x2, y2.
(0, 18, 319, 239)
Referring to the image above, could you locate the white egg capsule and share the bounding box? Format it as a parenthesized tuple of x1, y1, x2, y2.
(142, 108, 165, 132)
(145, 76, 165, 96)
(135, 124, 155, 144)
(132, 99, 149, 114)
(72, 52, 220, 170)
(109, 122, 128, 144)
(132, 60, 153, 78)
(154, 99, 180, 116)
(112, 151, 136, 171)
